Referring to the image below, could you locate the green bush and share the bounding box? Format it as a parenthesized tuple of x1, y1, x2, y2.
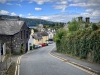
(55, 23, 100, 63)
(92, 24, 98, 31)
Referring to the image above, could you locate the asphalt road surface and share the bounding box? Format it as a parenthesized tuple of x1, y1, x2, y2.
(20, 43, 90, 75)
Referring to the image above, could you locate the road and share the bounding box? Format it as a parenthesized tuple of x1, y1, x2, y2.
(19, 43, 90, 75)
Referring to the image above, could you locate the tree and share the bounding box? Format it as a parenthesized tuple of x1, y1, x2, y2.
(53, 29, 67, 43)
(68, 18, 80, 31)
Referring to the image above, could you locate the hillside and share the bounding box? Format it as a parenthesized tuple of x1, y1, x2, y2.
(0, 15, 62, 27)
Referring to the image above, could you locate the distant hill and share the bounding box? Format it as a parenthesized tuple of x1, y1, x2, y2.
(0, 15, 63, 27)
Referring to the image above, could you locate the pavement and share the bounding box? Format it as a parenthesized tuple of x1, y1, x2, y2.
(51, 47, 100, 75)
(0, 55, 19, 75)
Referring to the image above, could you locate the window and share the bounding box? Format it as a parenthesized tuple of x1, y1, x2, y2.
(21, 31, 22, 39)
(26, 31, 28, 38)
(24, 30, 25, 39)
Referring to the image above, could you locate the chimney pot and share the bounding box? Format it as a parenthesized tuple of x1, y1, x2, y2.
(17, 16, 20, 20)
(78, 16, 83, 22)
(86, 17, 90, 23)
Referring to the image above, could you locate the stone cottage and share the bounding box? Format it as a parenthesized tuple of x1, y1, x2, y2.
(0, 16, 29, 54)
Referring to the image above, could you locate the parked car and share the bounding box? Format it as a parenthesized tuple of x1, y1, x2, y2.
(38, 44, 42, 48)
(40, 43, 46, 47)
(44, 43, 48, 46)
(48, 41, 53, 44)
(34, 44, 39, 49)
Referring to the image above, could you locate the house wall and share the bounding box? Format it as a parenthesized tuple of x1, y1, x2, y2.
(33, 39, 43, 45)
(0, 23, 29, 55)
(42, 36, 48, 43)
(48, 32, 53, 39)
(0, 35, 12, 54)
(13, 22, 29, 54)
(28, 35, 34, 51)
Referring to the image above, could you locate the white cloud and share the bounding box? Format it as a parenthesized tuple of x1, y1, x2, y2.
(27, 12, 100, 23)
(92, 10, 100, 17)
(6, 3, 13, 5)
(54, 5, 68, 12)
(86, 9, 93, 13)
(0, 10, 9, 15)
(29, 0, 53, 5)
(28, 13, 31, 16)
(56, 1, 68, 5)
(11, 12, 17, 16)
(69, 3, 98, 7)
(35, 8, 42, 11)
(0, 0, 6, 3)
(19, 14, 24, 17)
(16, 4, 21, 7)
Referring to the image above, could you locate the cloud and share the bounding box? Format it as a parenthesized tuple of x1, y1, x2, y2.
(19, 14, 24, 17)
(28, 13, 32, 16)
(0, 10, 9, 15)
(11, 12, 17, 16)
(16, 4, 21, 7)
(0, 0, 6, 3)
(86, 9, 94, 13)
(29, 0, 53, 5)
(53, 5, 68, 12)
(56, 0, 68, 5)
(35, 8, 42, 11)
(92, 10, 100, 17)
(6, 3, 13, 5)
(27, 12, 100, 23)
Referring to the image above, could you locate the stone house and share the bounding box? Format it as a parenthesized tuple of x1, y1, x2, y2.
(0, 17, 29, 55)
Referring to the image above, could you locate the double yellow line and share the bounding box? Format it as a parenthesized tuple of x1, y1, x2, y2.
(49, 46, 97, 75)
(15, 55, 23, 75)
(14, 50, 34, 75)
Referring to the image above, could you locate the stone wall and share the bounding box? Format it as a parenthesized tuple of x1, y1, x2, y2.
(0, 23, 29, 55)
(0, 35, 11, 54)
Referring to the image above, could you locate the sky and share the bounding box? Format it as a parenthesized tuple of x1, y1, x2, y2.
(0, 0, 100, 23)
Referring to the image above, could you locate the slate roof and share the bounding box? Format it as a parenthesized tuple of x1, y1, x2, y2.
(40, 31, 48, 36)
(32, 31, 48, 40)
(0, 20, 24, 35)
(33, 33, 42, 40)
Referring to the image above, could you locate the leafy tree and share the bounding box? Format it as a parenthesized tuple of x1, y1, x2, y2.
(68, 18, 80, 31)
(53, 29, 67, 43)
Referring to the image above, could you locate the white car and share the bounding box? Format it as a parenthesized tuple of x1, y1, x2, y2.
(48, 41, 53, 44)
(38, 44, 42, 48)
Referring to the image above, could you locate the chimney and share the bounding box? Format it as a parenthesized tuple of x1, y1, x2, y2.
(78, 16, 83, 22)
(0, 16, 2, 20)
(86, 17, 90, 23)
(17, 16, 20, 20)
